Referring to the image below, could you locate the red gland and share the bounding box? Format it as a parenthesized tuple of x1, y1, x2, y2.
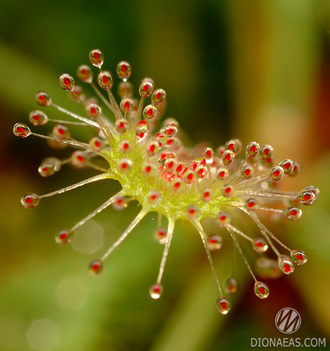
(21, 193, 40, 209)
(172, 179, 182, 191)
(246, 141, 260, 158)
(118, 159, 132, 172)
(221, 184, 234, 197)
(279, 159, 294, 174)
(77, 64, 93, 83)
(164, 158, 177, 172)
(297, 191, 315, 205)
(55, 230, 72, 245)
(216, 211, 231, 225)
(225, 139, 242, 154)
(196, 166, 207, 179)
(142, 163, 155, 176)
(259, 145, 273, 159)
(85, 103, 101, 119)
(97, 71, 113, 90)
(217, 168, 229, 181)
(284, 207, 302, 221)
(89, 137, 105, 152)
(116, 61, 131, 81)
(149, 284, 163, 299)
(303, 186, 320, 200)
(53, 124, 70, 139)
(147, 190, 162, 204)
(165, 125, 178, 138)
(207, 235, 222, 250)
(291, 250, 307, 265)
(112, 195, 128, 211)
(89, 49, 104, 68)
(71, 151, 89, 168)
(137, 131, 149, 142)
(269, 166, 284, 181)
(38, 157, 60, 177)
(216, 297, 231, 315)
(35, 91, 52, 106)
(252, 237, 268, 253)
(143, 105, 157, 120)
(278, 255, 295, 275)
(241, 165, 254, 179)
(89, 259, 103, 275)
(184, 171, 195, 184)
(151, 89, 166, 106)
(29, 110, 48, 126)
(120, 98, 133, 113)
(154, 228, 167, 244)
(202, 189, 212, 202)
(115, 119, 129, 133)
(186, 205, 200, 219)
(254, 281, 270, 299)
(13, 123, 31, 138)
(204, 147, 214, 161)
(119, 140, 131, 154)
(59, 73, 75, 91)
(224, 277, 239, 294)
(222, 150, 235, 166)
(245, 198, 258, 211)
(139, 81, 154, 98)
(147, 141, 160, 156)
(175, 163, 185, 175)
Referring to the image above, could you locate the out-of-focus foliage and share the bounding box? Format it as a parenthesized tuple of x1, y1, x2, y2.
(0, 0, 330, 350)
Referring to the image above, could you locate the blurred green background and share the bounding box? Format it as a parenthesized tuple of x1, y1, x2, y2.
(1, 0, 330, 350)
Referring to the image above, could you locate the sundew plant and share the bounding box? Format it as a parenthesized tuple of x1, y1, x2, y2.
(13, 49, 319, 315)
